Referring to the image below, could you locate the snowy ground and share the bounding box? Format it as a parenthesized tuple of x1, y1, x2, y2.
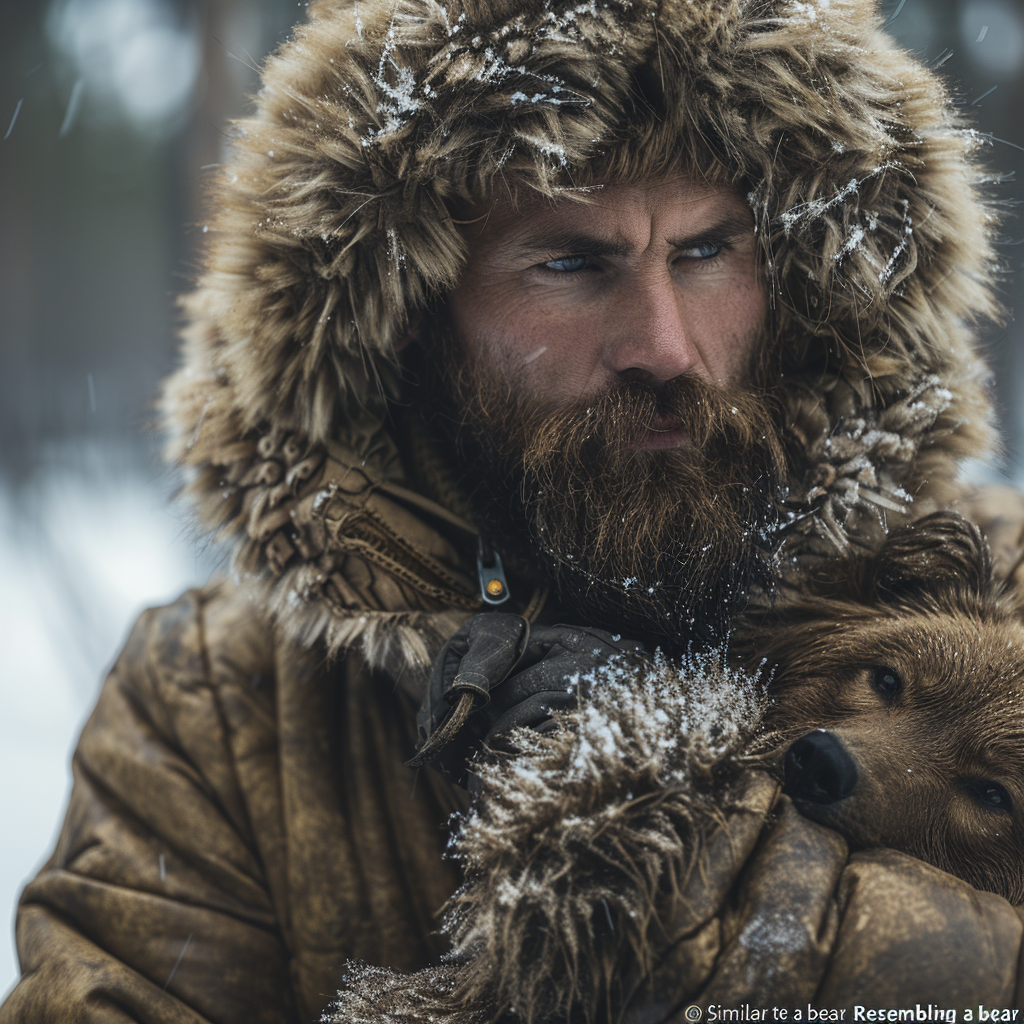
(0, 441, 216, 999)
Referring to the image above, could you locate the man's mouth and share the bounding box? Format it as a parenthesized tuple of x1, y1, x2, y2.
(638, 414, 688, 451)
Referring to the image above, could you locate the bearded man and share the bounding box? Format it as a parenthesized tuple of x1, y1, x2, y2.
(4, 1, 1024, 1023)
(419, 175, 785, 651)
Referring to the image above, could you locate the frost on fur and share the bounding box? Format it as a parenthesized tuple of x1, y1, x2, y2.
(163, 0, 1001, 657)
(327, 651, 770, 1024)
(781, 374, 967, 561)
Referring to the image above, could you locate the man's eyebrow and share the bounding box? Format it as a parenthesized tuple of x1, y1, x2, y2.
(505, 212, 755, 259)
(666, 211, 756, 250)
(507, 230, 632, 259)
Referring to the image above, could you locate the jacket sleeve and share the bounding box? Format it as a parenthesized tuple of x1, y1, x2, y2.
(640, 798, 1024, 1015)
(324, 765, 1024, 1023)
(324, 782, 1024, 1024)
(0, 590, 299, 1024)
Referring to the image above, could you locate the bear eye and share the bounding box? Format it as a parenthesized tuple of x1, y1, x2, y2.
(871, 665, 902, 700)
(966, 781, 1013, 814)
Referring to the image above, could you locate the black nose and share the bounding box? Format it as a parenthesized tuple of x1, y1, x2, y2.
(784, 731, 858, 804)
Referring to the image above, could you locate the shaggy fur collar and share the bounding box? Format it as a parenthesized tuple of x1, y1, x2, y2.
(325, 652, 776, 1024)
(163, 0, 1001, 666)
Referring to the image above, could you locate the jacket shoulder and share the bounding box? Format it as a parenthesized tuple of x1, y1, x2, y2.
(115, 579, 277, 716)
(68, 579, 284, 888)
(3, 579, 300, 1024)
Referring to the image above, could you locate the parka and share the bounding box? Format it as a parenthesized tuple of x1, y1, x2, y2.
(4, 0, 1024, 1021)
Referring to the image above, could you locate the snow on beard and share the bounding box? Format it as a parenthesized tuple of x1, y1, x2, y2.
(424, 328, 787, 650)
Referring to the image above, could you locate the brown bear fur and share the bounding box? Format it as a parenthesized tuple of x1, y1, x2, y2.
(750, 510, 1024, 905)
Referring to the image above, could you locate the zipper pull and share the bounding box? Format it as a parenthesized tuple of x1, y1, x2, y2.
(477, 536, 511, 605)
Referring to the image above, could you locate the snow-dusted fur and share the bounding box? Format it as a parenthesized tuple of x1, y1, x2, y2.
(163, 0, 1002, 670)
(326, 652, 771, 1024)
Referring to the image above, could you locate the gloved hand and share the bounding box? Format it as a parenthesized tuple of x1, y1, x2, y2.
(408, 613, 646, 785)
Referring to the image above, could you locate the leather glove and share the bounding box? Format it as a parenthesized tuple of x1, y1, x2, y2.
(408, 613, 647, 785)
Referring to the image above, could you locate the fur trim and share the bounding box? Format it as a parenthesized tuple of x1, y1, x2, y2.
(326, 651, 774, 1024)
(165, 405, 483, 667)
(280, 603, 471, 675)
(163, 0, 1002, 661)
(780, 373, 988, 558)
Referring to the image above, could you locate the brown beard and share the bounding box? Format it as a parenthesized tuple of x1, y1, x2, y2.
(416, 329, 787, 651)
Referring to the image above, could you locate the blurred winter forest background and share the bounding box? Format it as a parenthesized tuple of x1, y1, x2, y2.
(2, 0, 1024, 997)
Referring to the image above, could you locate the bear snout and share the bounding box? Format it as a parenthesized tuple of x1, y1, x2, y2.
(784, 731, 858, 805)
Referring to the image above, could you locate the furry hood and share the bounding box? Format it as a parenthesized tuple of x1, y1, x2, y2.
(163, 0, 1002, 661)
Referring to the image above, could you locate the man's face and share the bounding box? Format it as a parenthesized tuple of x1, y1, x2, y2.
(447, 176, 767, 435)
(423, 175, 783, 648)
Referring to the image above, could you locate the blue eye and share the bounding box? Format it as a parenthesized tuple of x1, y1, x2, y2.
(544, 255, 588, 272)
(684, 241, 722, 260)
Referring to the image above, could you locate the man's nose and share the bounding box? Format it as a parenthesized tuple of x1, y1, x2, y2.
(603, 276, 706, 383)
